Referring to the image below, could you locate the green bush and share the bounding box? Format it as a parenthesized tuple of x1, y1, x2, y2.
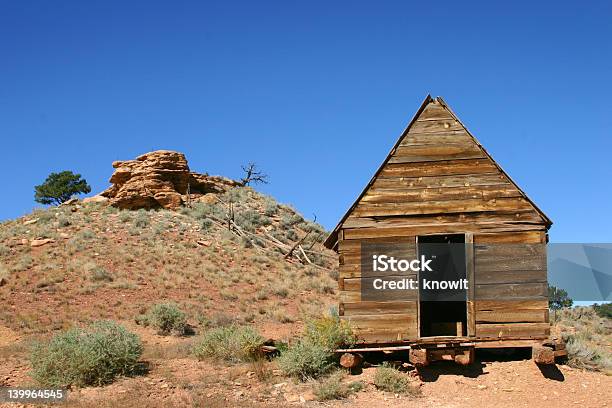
(303, 316, 356, 350)
(30, 321, 143, 387)
(278, 315, 355, 381)
(313, 371, 351, 400)
(192, 325, 263, 363)
(277, 339, 332, 381)
(374, 363, 420, 395)
(593, 303, 612, 319)
(138, 303, 187, 335)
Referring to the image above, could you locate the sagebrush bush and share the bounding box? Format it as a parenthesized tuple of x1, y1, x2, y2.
(374, 363, 420, 395)
(313, 370, 353, 400)
(278, 315, 355, 381)
(277, 339, 332, 381)
(138, 303, 187, 335)
(192, 325, 263, 363)
(30, 321, 143, 387)
(303, 316, 356, 350)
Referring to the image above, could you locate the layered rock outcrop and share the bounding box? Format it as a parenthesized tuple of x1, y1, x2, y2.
(100, 150, 239, 209)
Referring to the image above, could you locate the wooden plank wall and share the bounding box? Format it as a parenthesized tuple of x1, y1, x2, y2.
(335, 99, 551, 344)
(338, 236, 419, 342)
(473, 232, 549, 339)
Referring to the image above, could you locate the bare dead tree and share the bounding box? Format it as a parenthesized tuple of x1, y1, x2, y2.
(239, 163, 269, 186)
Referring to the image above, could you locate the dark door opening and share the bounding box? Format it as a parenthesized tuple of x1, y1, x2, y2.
(418, 234, 467, 337)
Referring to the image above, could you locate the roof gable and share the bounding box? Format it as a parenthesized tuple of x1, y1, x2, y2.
(324, 95, 552, 250)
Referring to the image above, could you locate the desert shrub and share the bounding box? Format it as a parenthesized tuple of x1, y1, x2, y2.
(277, 339, 333, 381)
(264, 201, 278, 216)
(192, 325, 263, 363)
(593, 303, 612, 319)
(200, 218, 213, 231)
(118, 211, 132, 223)
(11, 255, 33, 272)
(278, 315, 355, 380)
(30, 321, 143, 387)
(374, 363, 420, 395)
(57, 215, 71, 227)
(313, 370, 352, 400)
(303, 316, 356, 350)
(78, 229, 96, 240)
(138, 303, 187, 335)
(133, 210, 150, 228)
(87, 263, 113, 282)
(285, 229, 298, 241)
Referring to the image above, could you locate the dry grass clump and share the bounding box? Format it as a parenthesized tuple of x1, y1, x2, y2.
(313, 370, 364, 400)
(192, 325, 264, 363)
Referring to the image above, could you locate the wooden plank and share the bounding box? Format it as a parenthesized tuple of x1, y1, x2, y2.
(361, 185, 523, 204)
(400, 132, 473, 146)
(353, 329, 418, 343)
(474, 231, 545, 244)
(339, 290, 360, 303)
(343, 211, 544, 229)
(477, 269, 546, 285)
(354, 197, 533, 217)
(466, 233, 476, 337)
(475, 243, 546, 273)
(371, 174, 509, 190)
(379, 159, 498, 178)
(343, 223, 546, 240)
(475, 299, 548, 311)
(341, 301, 417, 316)
(343, 313, 416, 329)
(344, 276, 418, 301)
(415, 102, 454, 120)
(475, 282, 547, 300)
(476, 309, 548, 323)
(475, 322, 550, 338)
(388, 144, 485, 163)
(408, 118, 463, 133)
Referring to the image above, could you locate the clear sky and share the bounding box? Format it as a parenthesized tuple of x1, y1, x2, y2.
(1, 1, 611, 242)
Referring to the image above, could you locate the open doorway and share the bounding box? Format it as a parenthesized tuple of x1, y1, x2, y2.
(418, 234, 467, 337)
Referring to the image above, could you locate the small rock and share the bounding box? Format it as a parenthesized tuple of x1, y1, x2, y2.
(477, 385, 487, 390)
(30, 238, 55, 247)
(23, 218, 39, 225)
(83, 195, 109, 204)
(20, 239, 29, 245)
(273, 382, 287, 388)
(197, 240, 212, 247)
(61, 198, 79, 206)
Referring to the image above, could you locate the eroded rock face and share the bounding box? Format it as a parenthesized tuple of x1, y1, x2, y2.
(101, 150, 239, 209)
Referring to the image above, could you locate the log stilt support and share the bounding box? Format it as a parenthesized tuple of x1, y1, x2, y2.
(409, 348, 429, 367)
(454, 348, 475, 365)
(340, 352, 363, 369)
(532, 345, 555, 365)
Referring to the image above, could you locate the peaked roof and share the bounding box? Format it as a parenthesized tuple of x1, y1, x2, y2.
(323, 95, 552, 250)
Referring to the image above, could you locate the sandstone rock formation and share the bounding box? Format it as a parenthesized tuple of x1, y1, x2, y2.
(100, 150, 239, 210)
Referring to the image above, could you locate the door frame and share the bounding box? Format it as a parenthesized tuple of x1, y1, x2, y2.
(415, 233, 475, 338)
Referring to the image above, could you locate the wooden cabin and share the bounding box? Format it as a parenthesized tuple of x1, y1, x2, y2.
(324, 96, 558, 363)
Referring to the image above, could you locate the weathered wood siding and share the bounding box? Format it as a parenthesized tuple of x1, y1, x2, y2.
(334, 97, 551, 344)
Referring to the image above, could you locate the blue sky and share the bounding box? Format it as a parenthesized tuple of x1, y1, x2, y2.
(1, 1, 611, 242)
